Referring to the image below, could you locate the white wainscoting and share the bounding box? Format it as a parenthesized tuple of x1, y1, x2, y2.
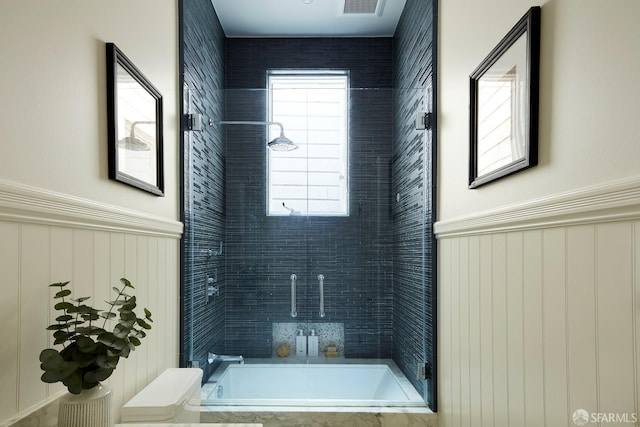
(436, 176, 640, 427)
(0, 180, 182, 426)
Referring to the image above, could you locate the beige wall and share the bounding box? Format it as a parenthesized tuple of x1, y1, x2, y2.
(438, 0, 640, 220)
(0, 0, 179, 219)
(0, 0, 181, 425)
(437, 0, 640, 425)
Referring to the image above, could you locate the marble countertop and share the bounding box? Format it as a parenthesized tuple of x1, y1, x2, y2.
(115, 424, 262, 427)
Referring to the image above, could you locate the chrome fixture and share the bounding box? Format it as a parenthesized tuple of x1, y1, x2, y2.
(199, 241, 222, 257)
(318, 274, 325, 318)
(213, 241, 223, 256)
(215, 120, 298, 152)
(118, 121, 154, 151)
(206, 273, 219, 304)
(282, 202, 298, 215)
(290, 274, 297, 318)
(208, 352, 244, 364)
(185, 113, 203, 131)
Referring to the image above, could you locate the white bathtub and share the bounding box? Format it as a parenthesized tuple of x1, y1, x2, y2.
(205, 362, 425, 407)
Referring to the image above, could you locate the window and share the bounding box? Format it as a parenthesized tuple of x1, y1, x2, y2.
(267, 72, 349, 216)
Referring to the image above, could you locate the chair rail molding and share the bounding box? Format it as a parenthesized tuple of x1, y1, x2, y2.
(435, 175, 640, 238)
(0, 179, 183, 238)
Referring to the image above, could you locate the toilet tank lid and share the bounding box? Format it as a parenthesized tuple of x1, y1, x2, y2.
(121, 368, 203, 421)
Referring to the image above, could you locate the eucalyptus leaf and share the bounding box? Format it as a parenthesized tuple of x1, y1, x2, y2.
(53, 329, 69, 339)
(54, 302, 74, 311)
(120, 277, 134, 288)
(119, 311, 136, 321)
(93, 367, 114, 382)
(74, 336, 97, 354)
(54, 289, 72, 299)
(112, 338, 128, 350)
(129, 336, 141, 346)
(69, 348, 96, 367)
(113, 324, 130, 339)
(136, 319, 152, 330)
(56, 314, 73, 322)
(132, 329, 146, 339)
(49, 281, 70, 288)
(100, 312, 116, 320)
(46, 324, 69, 331)
(76, 305, 93, 315)
(72, 296, 91, 303)
(54, 335, 69, 345)
(81, 313, 100, 322)
(62, 371, 83, 395)
(41, 370, 63, 383)
(75, 326, 104, 335)
(60, 360, 80, 378)
(39, 348, 63, 365)
(120, 345, 131, 358)
(95, 355, 119, 369)
(119, 319, 136, 329)
(97, 333, 117, 348)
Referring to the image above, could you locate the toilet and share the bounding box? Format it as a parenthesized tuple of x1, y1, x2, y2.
(120, 368, 203, 424)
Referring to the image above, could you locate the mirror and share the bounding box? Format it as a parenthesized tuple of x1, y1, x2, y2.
(468, 7, 540, 189)
(106, 42, 164, 196)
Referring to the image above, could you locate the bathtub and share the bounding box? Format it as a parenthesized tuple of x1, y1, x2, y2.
(204, 362, 425, 407)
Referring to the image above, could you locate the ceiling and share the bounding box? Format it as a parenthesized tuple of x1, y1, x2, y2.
(210, 0, 407, 38)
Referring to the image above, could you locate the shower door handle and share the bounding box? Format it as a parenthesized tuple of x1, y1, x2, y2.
(318, 274, 325, 318)
(290, 274, 297, 318)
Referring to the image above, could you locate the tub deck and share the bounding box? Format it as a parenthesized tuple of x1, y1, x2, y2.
(202, 358, 425, 407)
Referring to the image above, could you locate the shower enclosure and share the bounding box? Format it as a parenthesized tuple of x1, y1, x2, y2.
(181, 85, 435, 408)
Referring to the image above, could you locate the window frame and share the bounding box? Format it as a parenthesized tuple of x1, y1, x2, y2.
(266, 70, 350, 217)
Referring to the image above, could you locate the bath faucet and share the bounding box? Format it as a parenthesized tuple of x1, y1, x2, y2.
(208, 352, 244, 364)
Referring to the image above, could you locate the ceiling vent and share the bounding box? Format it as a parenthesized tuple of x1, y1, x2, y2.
(343, 0, 385, 15)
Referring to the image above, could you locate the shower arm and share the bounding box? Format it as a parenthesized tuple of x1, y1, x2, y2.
(215, 120, 286, 137)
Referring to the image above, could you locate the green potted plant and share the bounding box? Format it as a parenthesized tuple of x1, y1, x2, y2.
(40, 278, 153, 427)
(39, 278, 152, 427)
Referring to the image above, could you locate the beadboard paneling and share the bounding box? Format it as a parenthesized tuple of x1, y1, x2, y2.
(437, 219, 640, 426)
(0, 185, 181, 426)
(0, 222, 20, 420)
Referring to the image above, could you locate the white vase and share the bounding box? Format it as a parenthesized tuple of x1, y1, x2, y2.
(58, 383, 113, 427)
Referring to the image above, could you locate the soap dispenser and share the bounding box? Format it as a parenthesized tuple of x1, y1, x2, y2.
(296, 329, 307, 356)
(308, 329, 319, 357)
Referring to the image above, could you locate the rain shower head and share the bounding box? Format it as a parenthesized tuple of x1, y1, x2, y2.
(268, 132, 298, 152)
(214, 120, 298, 152)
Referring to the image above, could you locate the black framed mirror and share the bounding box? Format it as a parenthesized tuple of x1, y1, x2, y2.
(106, 42, 164, 196)
(469, 7, 540, 189)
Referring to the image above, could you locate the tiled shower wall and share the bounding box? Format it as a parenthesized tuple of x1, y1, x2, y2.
(392, 0, 437, 407)
(181, 0, 226, 380)
(223, 38, 395, 358)
(180, 3, 437, 407)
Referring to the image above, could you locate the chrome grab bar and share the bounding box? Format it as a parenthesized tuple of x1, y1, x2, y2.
(290, 274, 297, 318)
(208, 352, 244, 364)
(318, 274, 325, 318)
